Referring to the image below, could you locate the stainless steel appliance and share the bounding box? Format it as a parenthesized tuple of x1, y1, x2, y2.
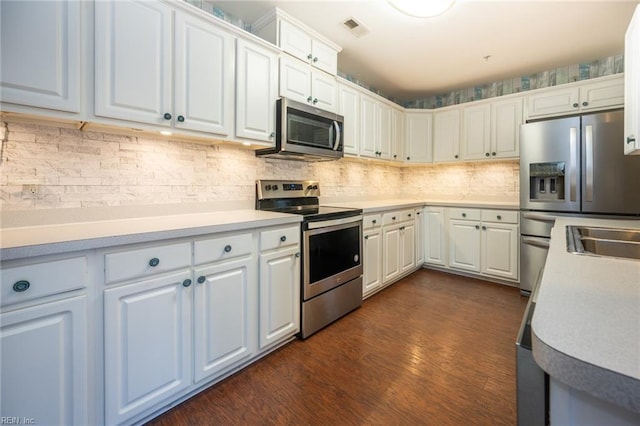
(519, 109, 640, 294)
(256, 180, 363, 338)
(516, 268, 548, 426)
(255, 98, 344, 161)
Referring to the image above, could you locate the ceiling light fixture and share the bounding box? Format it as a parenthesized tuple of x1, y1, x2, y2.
(387, 0, 456, 18)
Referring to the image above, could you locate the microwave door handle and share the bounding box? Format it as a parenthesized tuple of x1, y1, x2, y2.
(332, 121, 341, 151)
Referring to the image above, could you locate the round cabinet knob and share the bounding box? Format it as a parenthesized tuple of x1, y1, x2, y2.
(406, 156, 410, 160)
(408, 213, 412, 217)
(265, 184, 272, 191)
(392, 216, 396, 220)
(13, 280, 30, 293)
(482, 225, 487, 230)
(269, 132, 275, 138)
(491, 152, 496, 156)
(475, 225, 480, 230)
(416, 212, 421, 215)
(295, 252, 300, 258)
(462, 213, 466, 218)
(197, 276, 206, 284)
(182, 279, 192, 287)
(372, 219, 377, 224)
(497, 215, 502, 220)
(312, 98, 319, 105)
(313, 57, 318, 63)
(177, 115, 185, 122)
(224, 245, 232, 253)
(307, 53, 313, 60)
(400, 226, 405, 231)
(364, 235, 369, 240)
(307, 96, 313, 103)
(572, 103, 579, 108)
(454, 154, 459, 159)
(163, 112, 172, 120)
(149, 257, 160, 267)
(485, 152, 490, 157)
(280, 235, 287, 242)
(272, 184, 279, 190)
(582, 101, 588, 107)
(627, 136, 636, 144)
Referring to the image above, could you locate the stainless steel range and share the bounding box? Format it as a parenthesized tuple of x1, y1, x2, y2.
(256, 180, 363, 338)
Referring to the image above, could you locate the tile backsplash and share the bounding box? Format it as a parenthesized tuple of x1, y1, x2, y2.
(0, 121, 519, 213)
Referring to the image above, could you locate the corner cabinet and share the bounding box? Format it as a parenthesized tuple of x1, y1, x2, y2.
(95, 0, 234, 135)
(405, 112, 433, 163)
(433, 108, 461, 163)
(424, 207, 448, 267)
(0, 0, 81, 114)
(625, 4, 640, 155)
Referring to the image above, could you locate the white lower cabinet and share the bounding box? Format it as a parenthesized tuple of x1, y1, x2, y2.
(429, 206, 519, 284)
(382, 210, 416, 286)
(193, 256, 256, 382)
(104, 270, 193, 425)
(414, 208, 425, 265)
(424, 207, 448, 267)
(362, 214, 383, 298)
(1, 295, 88, 425)
(0, 255, 89, 425)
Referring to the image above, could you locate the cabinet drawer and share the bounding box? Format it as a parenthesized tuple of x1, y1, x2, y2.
(448, 208, 481, 221)
(1, 256, 87, 307)
(383, 209, 413, 225)
(260, 226, 300, 251)
(481, 209, 519, 224)
(105, 242, 191, 284)
(363, 214, 382, 229)
(194, 232, 253, 265)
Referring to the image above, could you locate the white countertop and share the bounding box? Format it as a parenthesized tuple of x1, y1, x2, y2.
(324, 198, 519, 213)
(0, 209, 301, 261)
(531, 217, 640, 413)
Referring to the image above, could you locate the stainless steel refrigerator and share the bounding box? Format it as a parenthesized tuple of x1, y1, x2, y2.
(519, 109, 640, 294)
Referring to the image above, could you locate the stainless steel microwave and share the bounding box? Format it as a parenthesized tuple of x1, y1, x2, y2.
(256, 98, 344, 161)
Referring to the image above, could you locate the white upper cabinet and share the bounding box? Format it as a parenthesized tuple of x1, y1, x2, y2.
(280, 56, 337, 112)
(378, 102, 393, 159)
(0, 0, 81, 113)
(392, 108, 405, 161)
(625, 5, 640, 155)
(491, 96, 523, 159)
(253, 9, 340, 76)
(338, 83, 361, 155)
(433, 108, 460, 162)
(95, 0, 233, 136)
(360, 94, 379, 158)
(526, 75, 624, 119)
(461, 103, 491, 160)
(235, 38, 278, 143)
(405, 111, 433, 163)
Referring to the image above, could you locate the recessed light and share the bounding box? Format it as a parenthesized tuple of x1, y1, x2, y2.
(387, 0, 456, 18)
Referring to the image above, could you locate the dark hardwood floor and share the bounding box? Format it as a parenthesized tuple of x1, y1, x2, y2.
(147, 269, 528, 426)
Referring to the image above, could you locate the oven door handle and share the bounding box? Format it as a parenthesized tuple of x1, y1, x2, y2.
(522, 236, 550, 249)
(307, 215, 362, 229)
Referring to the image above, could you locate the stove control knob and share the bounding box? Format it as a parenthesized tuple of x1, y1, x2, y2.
(265, 184, 272, 191)
(272, 184, 279, 190)
(307, 185, 313, 190)
(312, 185, 318, 190)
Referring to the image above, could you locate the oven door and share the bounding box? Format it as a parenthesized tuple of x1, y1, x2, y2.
(303, 216, 363, 300)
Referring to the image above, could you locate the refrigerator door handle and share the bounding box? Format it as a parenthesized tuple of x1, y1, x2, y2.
(569, 127, 578, 202)
(585, 124, 594, 202)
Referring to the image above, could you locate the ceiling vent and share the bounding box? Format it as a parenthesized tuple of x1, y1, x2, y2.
(342, 17, 369, 38)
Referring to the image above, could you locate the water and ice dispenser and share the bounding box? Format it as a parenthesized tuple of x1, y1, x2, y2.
(529, 162, 565, 201)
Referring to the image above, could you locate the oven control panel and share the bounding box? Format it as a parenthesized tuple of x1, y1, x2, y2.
(256, 179, 320, 199)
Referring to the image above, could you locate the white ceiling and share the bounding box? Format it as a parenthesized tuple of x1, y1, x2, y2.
(213, 0, 639, 102)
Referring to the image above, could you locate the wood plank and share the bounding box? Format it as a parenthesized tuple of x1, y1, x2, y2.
(146, 269, 528, 425)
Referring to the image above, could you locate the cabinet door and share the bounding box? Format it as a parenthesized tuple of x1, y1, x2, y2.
(392, 108, 405, 161)
(194, 257, 256, 382)
(425, 207, 447, 266)
(433, 108, 460, 162)
(338, 83, 360, 155)
(405, 112, 433, 163)
(482, 223, 519, 281)
(462, 103, 490, 160)
(279, 19, 312, 64)
(579, 77, 624, 112)
(279, 56, 311, 105)
(526, 87, 580, 118)
(95, 0, 172, 126)
(104, 271, 192, 425)
(174, 11, 233, 135)
(382, 226, 401, 284)
(626, 6, 640, 155)
(360, 94, 379, 158)
(414, 209, 425, 265)
(0, 0, 80, 113)
(378, 102, 393, 159)
(259, 246, 300, 349)
(363, 228, 382, 297)
(1, 296, 87, 425)
(400, 223, 416, 274)
(311, 71, 337, 113)
(311, 39, 338, 75)
(491, 97, 522, 158)
(236, 39, 278, 143)
(448, 219, 481, 272)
